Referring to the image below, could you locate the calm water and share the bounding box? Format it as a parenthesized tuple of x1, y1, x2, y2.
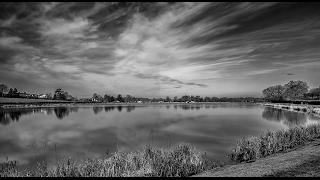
(0, 103, 319, 168)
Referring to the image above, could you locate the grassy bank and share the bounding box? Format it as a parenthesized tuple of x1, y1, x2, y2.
(0, 144, 219, 177)
(229, 123, 320, 163)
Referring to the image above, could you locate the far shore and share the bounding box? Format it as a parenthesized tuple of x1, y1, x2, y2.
(0, 97, 258, 109)
(2, 97, 320, 117)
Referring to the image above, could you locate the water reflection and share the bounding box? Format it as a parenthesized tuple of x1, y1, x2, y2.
(1, 103, 320, 170)
(92, 106, 103, 114)
(54, 107, 69, 120)
(0, 107, 81, 125)
(104, 106, 115, 112)
(2, 104, 319, 127)
(117, 106, 122, 112)
(126, 106, 135, 112)
(0, 109, 40, 125)
(178, 104, 203, 110)
(262, 107, 320, 127)
(53, 107, 79, 120)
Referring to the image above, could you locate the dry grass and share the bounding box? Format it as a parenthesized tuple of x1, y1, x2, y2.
(0, 143, 219, 177)
(228, 123, 320, 163)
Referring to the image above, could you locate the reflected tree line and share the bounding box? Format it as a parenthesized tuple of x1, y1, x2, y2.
(0, 104, 226, 125)
(0, 107, 80, 125)
(0, 106, 137, 125)
(3, 105, 317, 126)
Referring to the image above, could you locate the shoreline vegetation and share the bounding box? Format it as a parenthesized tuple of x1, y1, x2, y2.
(263, 103, 320, 116)
(1, 123, 320, 177)
(0, 97, 259, 109)
(229, 123, 320, 163)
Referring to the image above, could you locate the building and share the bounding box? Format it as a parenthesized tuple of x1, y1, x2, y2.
(38, 94, 47, 99)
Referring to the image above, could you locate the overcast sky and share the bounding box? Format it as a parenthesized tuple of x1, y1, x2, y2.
(1, 2, 320, 98)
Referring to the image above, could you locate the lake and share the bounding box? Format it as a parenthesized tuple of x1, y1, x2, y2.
(1, 103, 319, 169)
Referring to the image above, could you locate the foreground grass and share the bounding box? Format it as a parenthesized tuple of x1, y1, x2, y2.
(229, 123, 320, 163)
(0, 143, 219, 177)
(264, 156, 320, 177)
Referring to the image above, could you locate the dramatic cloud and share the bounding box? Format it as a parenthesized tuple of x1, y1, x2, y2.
(1, 2, 320, 97)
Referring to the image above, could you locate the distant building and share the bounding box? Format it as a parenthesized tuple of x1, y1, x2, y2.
(91, 98, 98, 102)
(28, 94, 38, 99)
(38, 94, 47, 99)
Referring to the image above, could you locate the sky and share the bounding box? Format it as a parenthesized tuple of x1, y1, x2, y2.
(0, 2, 320, 98)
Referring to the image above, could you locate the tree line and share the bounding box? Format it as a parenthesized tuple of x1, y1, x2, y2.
(262, 80, 320, 102)
(3, 80, 319, 103)
(0, 83, 264, 103)
(88, 94, 263, 103)
(0, 84, 76, 101)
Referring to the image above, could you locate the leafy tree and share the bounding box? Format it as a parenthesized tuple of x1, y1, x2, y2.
(181, 95, 190, 102)
(92, 93, 103, 102)
(46, 93, 53, 100)
(124, 95, 133, 103)
(110, 96, 115, 102)
(53, 88, 68, 100)
(0, 84, 8, 97)
(283, 80, 309, 100)
(211, 97, 219, 102)
(204, 97, 211, 102)
(262, 85, 285, 101)
(103, 94, 110, 102)
(116, 94, 124, 102)
(7, 88, 19, 98)
(308, 87, 320, 99)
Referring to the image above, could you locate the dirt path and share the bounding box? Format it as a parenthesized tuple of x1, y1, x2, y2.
(194, 139, 320, 177)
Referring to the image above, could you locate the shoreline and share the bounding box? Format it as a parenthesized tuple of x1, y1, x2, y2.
(262, 103, 320, 116)
(0, 97, 258, 109)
